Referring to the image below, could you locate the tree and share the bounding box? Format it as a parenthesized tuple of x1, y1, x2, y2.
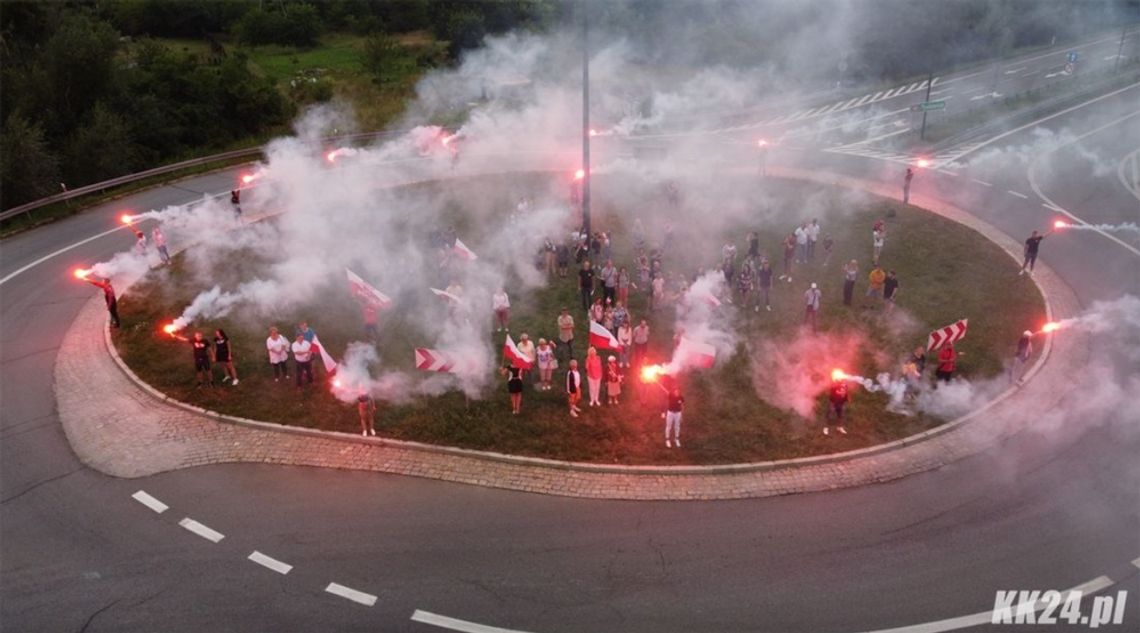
(64, 105, 137, 186)
(39, 13, 121, 137)
(0, 115, 61, 209)
(363, 33, 412, 86)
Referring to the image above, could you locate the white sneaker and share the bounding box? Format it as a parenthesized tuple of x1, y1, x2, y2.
(766, 305, 772, 311)
(362, 430, 368, 436)
(570, 410, 579, 417)
(787, 277, 792, 283)
(369, 429, 376, 436)
(837, 426, 847, 435)
(823, 427, 830, 435)
(674, 439, 681, 447)
(1018, 270, 1025, 276)
(231, 379, 239, 386)
(666, 439, 672, 448)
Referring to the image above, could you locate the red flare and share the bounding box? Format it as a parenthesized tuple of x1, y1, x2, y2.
(326, 150, 338, 163)
(1053, 220, 1069, 230)
(916, 158, 930, 168)
(640, 364, 665, 383)
(574, 169, 586, 180)
(757, 139, 768, 147)
(831, 368, 848, 382)
(1041, 322, 1061, 334)
(240, 173, 256, 185)
(73, 268, 90, 280)
(119, 214, 134, 225)
(162, 323, 177, 335)
(589, 129, 598, 137)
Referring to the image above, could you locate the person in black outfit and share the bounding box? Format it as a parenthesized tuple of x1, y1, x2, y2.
(903, 168, 914, 204)
(85, 277, 120, 328)
(214, 328, 239, 385)
(503, 364, 524, 414)
(190, 332, 213, 387)
(883, 270, 900, 311)
(1019, 229, 1052, 275)
(578, 261, 595, 311)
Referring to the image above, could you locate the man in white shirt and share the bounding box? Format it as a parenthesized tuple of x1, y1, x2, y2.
(807, 219, 821, 260)
(292, 333, 314, 388)
(803, 282, 822, 331)
(266, 326, 290, 381)
(794, 223, 809, 263)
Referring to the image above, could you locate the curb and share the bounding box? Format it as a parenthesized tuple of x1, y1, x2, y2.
(92, 168, 1065, 485)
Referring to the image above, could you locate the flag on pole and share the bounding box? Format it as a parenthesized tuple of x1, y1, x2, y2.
(503, 335, 534, 369)
(588, 321, 623, 351)
(452, 238, 478, 261)
(345, 268, 392, 309)
(310, 334, 339, 373)
(673, 337, 717, 369)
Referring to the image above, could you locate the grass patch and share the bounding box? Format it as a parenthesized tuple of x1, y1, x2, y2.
(114, 175, 1045, 465)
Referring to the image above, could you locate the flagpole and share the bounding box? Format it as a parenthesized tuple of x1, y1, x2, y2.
(581, 0, 591, 236)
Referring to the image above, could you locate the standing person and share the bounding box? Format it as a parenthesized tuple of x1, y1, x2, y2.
(543, 237, 557, 277)
(557, 308, 575, 362)
(935, 343, 957, 383)
(230, 188, 242, 218)
(1019, 229, 1052, 275)
(637, 251, 651, 292)
(565, 359, 582, 417)
(757, 259, 773, 312)
(780, 233, 796, 282)
(214, 329, 238, 385)
(152, 227, 170, 265)
(362, 301, 379, 340)
(605, 356, 623, 405)
(292, 333, 314, 388)
(883, 270, 900, 311)
(903, 167, 914, 204)
(502, 363, 524, 414)
(865, 265, 886, 308)
(168, 330, 214, 388)
(823, 378, 850, 435)
(807, 219, 821, 260)
(632, 319, 650, 369)
(651, 275, 665, 311)
(617, 267, 632, 307)
(266, 326, 290, 381)
(842, 260, 858, 307)
(516, 333, 536, 383)
(492, 288, 510, 332)
(794, 223, 809, 263)
(600, 259, 617, 304)
(737, 258, 754, 310)
(821, 234, 835, 267)
(585, 346, 603, 407)
(803, 282, 822, 331)
(747, 231, 760, 259)
(590, 297, 605, 324)
(85, 277, 120, 328)
(132, 229, 148, 256)
(617, 320, 633, 368)
(578, 260, 595, 311)
(357, 391, 377, 436)
(556, 240, 570, 278)
(663, 385, 684, 448)
(1010, 330, 1034, 385)
(909, 346, 927, 376)
(612, 301, 629, 331)
(536, 339, 556, 391)
(872, 226, 886, 266)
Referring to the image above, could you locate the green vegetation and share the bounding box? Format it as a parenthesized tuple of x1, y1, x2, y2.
(115, 176, 1045, 465)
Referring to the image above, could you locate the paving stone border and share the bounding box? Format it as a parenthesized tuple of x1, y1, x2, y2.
(53, 169, 1087, 499)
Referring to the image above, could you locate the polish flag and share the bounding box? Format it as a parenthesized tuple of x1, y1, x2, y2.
(673, 337, 716, 369)
(503, 335, 533, 369)
(346, 268, 392, 309)
(589, 321, 623, 351)
(430, 287, 463, 303)
(703, 291, 722, 307)
(310, 334, 339, 374)
(452, 238, 478, 261)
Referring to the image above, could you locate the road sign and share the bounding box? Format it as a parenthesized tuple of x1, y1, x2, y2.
(927, 318, 968, 351)
(909, 100, 946, 112)
(415, 348, 455, 372)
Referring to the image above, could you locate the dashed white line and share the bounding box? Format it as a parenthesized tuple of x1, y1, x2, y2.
(937, 170, 959, 177)
(1007, 190, 1029, 199)
(871, 90, 884, 101)
(325, 582, 377, 607)
(178, 518, 225, 543)
(131, 490, 168, 514)
(856, 94, 873, 106)
(247, 551, 292, 575)
(971, 178, 993, 187)
(1042, 202, 1063, 212)
(1132, 556, 1140, 569)
(411, 610, 532, 633)
(1004, 66, 1026, 74)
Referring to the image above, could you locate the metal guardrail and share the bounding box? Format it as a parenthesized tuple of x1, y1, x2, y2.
(0, 130, 400, 222)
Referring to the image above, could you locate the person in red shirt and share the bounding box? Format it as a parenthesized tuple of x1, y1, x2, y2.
(85, 277, 120, 328)
(824, 379, 850, 436)
(936, 343, 957, 382)
(585, 346, 603, 407)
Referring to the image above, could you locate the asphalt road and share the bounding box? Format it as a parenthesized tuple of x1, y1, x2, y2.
(3, 47, 1140, 633)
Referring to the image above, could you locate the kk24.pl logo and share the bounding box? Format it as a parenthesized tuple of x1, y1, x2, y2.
(992, 590, 1127, 628)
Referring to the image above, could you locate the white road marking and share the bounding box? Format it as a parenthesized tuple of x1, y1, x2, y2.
(856, 94, 873, 106)
(178, 518, 224, 543)
(906, 82, 919, 92)
(930, 88, 952, 96)
(247, 551, 292, 575)
(131, 490, 168, 513)
(0, 224, 130, 286)
(945, 80, 1140, 164)
(325, 582, 377, 606)
(411, 610, 532, 633)
(1132, 557, 1140, 569)
(937, 170, 959, 177)
(971, 179, 993, 187)
(1042, 202, 1063, 211)
(1007, 190, 1029, 199)
(856, 575, 1115, 633)
(1004, 66, 1026, 74)
(870, 91, 884, 101)
(1104, 55, 1118, 61)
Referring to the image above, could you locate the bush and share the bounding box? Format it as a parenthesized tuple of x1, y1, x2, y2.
(236, 4, 322, 48)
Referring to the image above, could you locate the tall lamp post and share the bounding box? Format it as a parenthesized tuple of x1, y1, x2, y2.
(580, 1, 591, 236)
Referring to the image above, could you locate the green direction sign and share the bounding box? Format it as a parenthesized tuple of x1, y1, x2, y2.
(910, 100, 946, 112)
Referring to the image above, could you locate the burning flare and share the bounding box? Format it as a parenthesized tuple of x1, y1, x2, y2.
(916, 158, 930, 168)
(574, 169, 586, 180)
(119, 214, 134, 225)
(757, 139, 768, 147)
(831, 368, 848, 382)
(1041, 322, 1062, 334)
(162, 323, 178, 335)
(1053, 220, 1069, 230)
(640, 364, 666, 383)
(73, 268, 90, 280)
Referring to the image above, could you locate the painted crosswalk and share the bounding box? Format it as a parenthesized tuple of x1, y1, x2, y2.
(755, 77, 938, 127)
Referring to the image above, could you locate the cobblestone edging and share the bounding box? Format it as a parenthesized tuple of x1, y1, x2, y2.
(53, 170, 1087, 499)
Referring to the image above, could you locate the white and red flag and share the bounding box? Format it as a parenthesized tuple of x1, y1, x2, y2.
(673, 337, 717, 369)
(926, 318, 968, 351)
(502, 335, 534, 369)
(346, 268, 392, 309)
(703, 291, 722, 307)
(451, 238, 478, 261)
(310, 334, 339, 374)
(430, 287, 463, 304)
(414, 348, 456, 372)
(588, 321, 623, 351)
